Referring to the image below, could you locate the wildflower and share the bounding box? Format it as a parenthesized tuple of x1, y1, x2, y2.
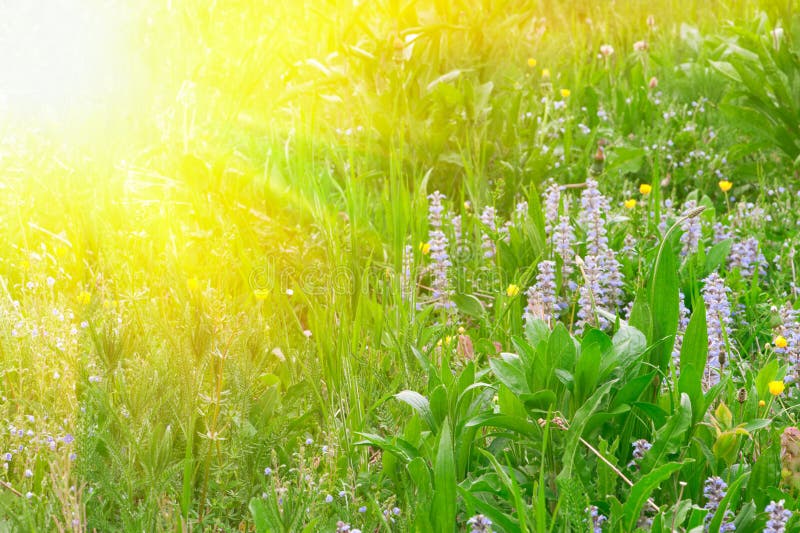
(719, 180, 733, 192)
(729, 237, 766, 278)
(303, 329, 312, 338)
(401, 244, 414, 301)
(628, 439, 652, 468)
(467, 514, 495, 533)
(305, 438, 313, 445)
(760, 400, 766, 407)
(560, 88, 571, 98)
(339, 490, 346, 497)
(769, 381, 786, 396)
(580, 178, 610, 257)
(77, 291, 91, 305)
(392, 507, 401, 515)
(186, 277, 200, 292)
(506, 284, 520, 297)
(358, 506, 367, 513)
(639, 183, 652, 195)
(253, 289, 268, 301)
(336, 521, 351, 533)
(599, 44, 614, 57)
(672, 294, 690, 374)
(46, 276, 55, 288)
(428, 191, 453, 309)
(775, 336, 788, 349)
(419, 242, 430, 255)
(541, 68, 550, 78)
(648, 77, 658, 89)
(577, 255, 608, 333)
(624, 199, 637, 209)
(702, 272, 733, 389)
(633, 40, 648, 52)
(526, 260, 557, 324)
(325, 495, 333, 503)
(527, 57, 537, 68)
(264, 467, 272, 476)
(543, 183, 561, 237)
(680, 200, 702, 256)
(26, 492, 33, 499)
(24, 469, 32, 478)
(764, 499, 791, 532)
(586, 506, 607, 533)
(704, 476, 735, 531)
(479, 206, 498, 259)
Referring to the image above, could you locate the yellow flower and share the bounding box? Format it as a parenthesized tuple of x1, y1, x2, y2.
(769, 380, 786, 396)
(187, 277, 200, 292)
(639, 183, 652, 195)
(759, 400, 766, 407)
(560, 88, 571, 98)
(457, 326, 465, 334)
(253, 289, 269, 301)
(506, 284, 520, 297)
(419, 242, 431, 255)
(541, 68, 550, 79)
(775, 335, 788, 349)
(77, 291, 91, 306)
(527, 57, 537, 68)
(624, 199, 637, 209)
(718, 180, 733, 192)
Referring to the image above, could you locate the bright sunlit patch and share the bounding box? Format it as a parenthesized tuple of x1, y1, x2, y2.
(0, 0, 121, 116)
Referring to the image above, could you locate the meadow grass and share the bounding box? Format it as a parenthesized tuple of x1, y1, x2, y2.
(1, 1, 800, 531)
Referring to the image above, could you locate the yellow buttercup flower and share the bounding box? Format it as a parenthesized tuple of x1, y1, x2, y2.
(420, 242, 431, 255)
(718, 180, 733, 192)
(759, 400, 766, 407)
(187, 277, 200, 292)
(775, 335, 788, 349)
(560, 88, 570, 98)
(253, 289, 269, 301)
(77, 291, 92, 306)
(769, 380, 785, 396)
(639, 183, 652, 195)
(624, 199, 637, 209)
(541, 68, 550, 79)
(506, 284, 520, 297)
(527, 57, 537, 68)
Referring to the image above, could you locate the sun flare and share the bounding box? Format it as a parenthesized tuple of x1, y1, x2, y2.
(0, 0, 122, 116)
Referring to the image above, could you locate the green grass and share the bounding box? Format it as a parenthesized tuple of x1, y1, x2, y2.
(1, 0, 800, 531)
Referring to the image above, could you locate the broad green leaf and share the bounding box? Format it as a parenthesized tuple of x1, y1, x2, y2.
(641, 394, 692, 471)
(395, 390, 438, 432)
(622, 461, 689, 531)
(557, 380, 615, 481)
(433, 420, 456, 533)
(490, 354, 530, 394)
(679, 298, 708, 426)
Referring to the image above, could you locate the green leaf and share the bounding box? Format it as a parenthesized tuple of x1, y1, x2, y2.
(649, 237, 680, 376)
(457, 485, 519, 532)
(679, 298, 708, 426)
(622, 461, 689, 531)
(490, 354, 530, 395)
(395, 390, 438, 432)
(433, 420, 456, 533)
(704, 239, 732, 275)
(452, 293, 486, 319)
(641, 394, 692, 472)
(557, 380, 615, 482)
(464, 413, 539, 439)
(574, 329, 609, 404)
(249, 498, 270, 533)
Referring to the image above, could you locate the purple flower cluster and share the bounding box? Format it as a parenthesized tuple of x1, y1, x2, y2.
(543, 183, 561, 237)
(778, 303, 800, 387)
(680, 200, 702, 256)
(428, 191, 453, 310)
(480, 206, 498, 259)
(672, 294, 690, 375)
(764, 499, 792, 533)
(401, 244, 414, 302)
(703, 476, 735, 531)
(729, 236, 766, 278)
(702, 272, 732, 389)
(586, 505, 607, 533)
(467, 514, 494, 533)
(553, 196, 576, 283)
(579, 178, 610, 257)
(525, 260, 557, 324)
(577, 255, 608, 333)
